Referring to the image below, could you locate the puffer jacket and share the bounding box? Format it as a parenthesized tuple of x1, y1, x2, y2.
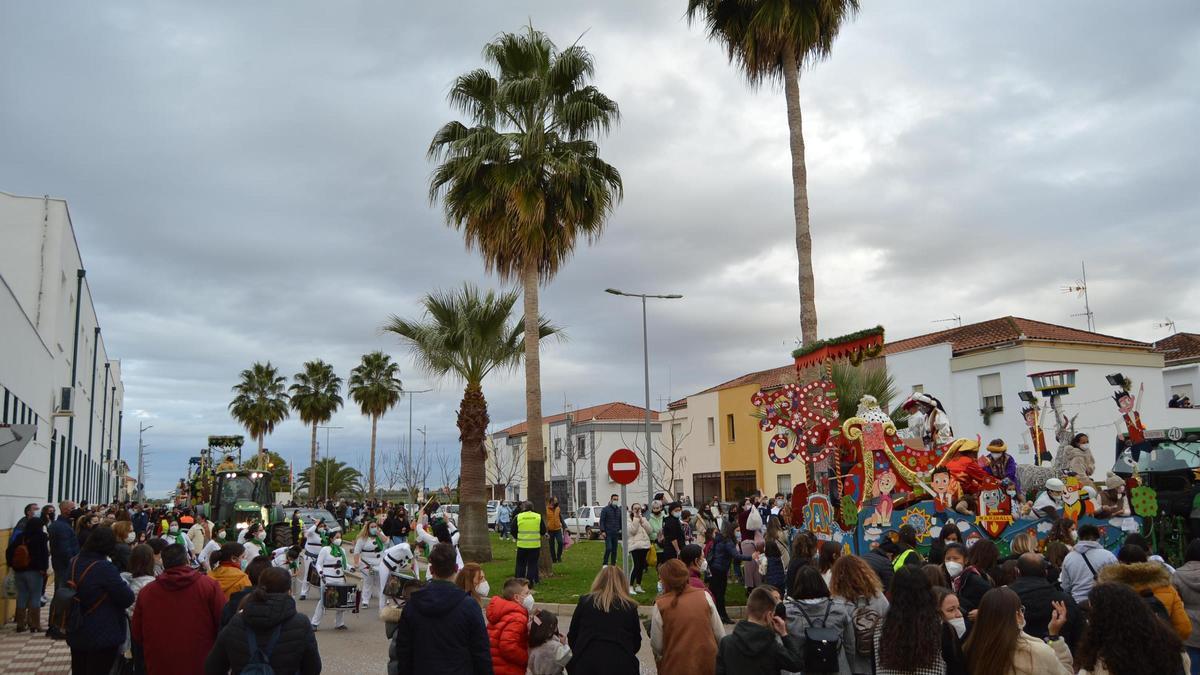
(628, 516, 652, 551)
(1099, 562, 1192, 640)
(65, 552, 135, 651)
(204, 592, 321, 675)
(708, 534, 751, 574)
(782, 597, 856, 675)
(486, 595, 529, 675)
(1173, 561, 1200, 648)
(209, 562, 252, 601)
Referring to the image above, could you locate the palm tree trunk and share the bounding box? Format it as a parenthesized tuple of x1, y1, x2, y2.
(369, 414, 378, 497)
(257, 433, 265, 465)
(522, 265, 551, 575)
(458, 382, 492, 562)
(783, 44, 819, 347)
(309, 423, 318, 505)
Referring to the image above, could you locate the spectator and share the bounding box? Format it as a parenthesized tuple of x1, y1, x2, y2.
(783, 565, 856, 673)
(1006, 530, 1040, 562)
(893, 525, 926, 570)
(709, 521, 754, 623)
(680, 543, 709, 593)
(147, 537, 167, 576)
(923, 563, 950, 589)
(863, 540, 897, 593)
(455, 562, 490, 609)
(122, 544, 157, 672)
(132, 543, 226, 675)
(388, 542, 492, 675)
(928, 522, 961, 566)
(208, 543, 252, 601)
(1010, 552, 1083, 648)
(188, 513, 210, 554)
(1060, 523, 1118, 606)
(716, 585, 802, 674)
(651, 559, 724, 675)
(1077, 582, 1187, 675)
(627, 503, 652, 595)
(65, 526, 135, 675)
(957, 539, 999, 617)
(785, 530, 818, 595)
(12, 502, 39, 534)
(598, 494, 622, 566)
(47, 500, 79, 592)
(1099, 544, 1192, 641)
(659, 502, 686, 565)
(514, 501, 545, 587)
(963, 587, 1071, 675)
(111, 520, 134, 574)
(875, 566, 954, 675)
(496, 502, 512, 541)
(1125, 532, 1177, 573)
(829, 554, 890, 674)
(220, 555, 273, 627)
(487, 577, 532, 675)
(934, 586, 966, 640)
(1172, 538, 1200, 671)
(762, 519, 789, 590)
(566, 566, 641, 675)
(130, 504, 149, 537)
(205, 566, 321, 675)
(546, 497, 564, 564)
(6, 514, 49, 632)
(818, 540, 842, 587)
(526, 608, 571, 675)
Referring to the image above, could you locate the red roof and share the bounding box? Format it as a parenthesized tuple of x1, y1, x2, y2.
(884, 316, 1150, 357)
(666, 364, 796, 410)
(1155, 332, 1200, 366)
(498, 401, 659, 437)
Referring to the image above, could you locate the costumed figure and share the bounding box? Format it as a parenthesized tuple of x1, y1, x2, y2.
(1022, 405, 1053, 464)
(1060, 475, 1095, 523)
(311, 533, 350, 630)
(1033, 478, 1065, 517)
(1060, 433, 1096, 485)
(216, 454, 238, 471)
(864, 469, 898, 527)
(941, 439, 999, 515)
(900, 393, 954, 449)
(353, 519, 387, 610)
(1113, 383, 1149, 463)
(929, 466, 959, 521)
(416, 517, 462, 579)
(376, 541, 417, 619)
(980, 439, 1020, 493)
(1097, 471, 1132, 518)
(271, 546, 302, 594)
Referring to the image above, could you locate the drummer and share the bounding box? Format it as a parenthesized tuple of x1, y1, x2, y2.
(376, 541, 416, 618)
(272, 545, 302, 595)
(300, 518, 329, 600)
(311, 531, 351, 630)
(353, 518, 387, 610)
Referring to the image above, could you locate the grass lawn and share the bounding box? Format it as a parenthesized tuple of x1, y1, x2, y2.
(478, 533, 749, 607)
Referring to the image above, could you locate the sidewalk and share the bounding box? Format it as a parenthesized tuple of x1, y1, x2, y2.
(1, 608, 70, 674)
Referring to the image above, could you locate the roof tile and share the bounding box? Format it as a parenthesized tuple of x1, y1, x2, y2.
(1154, 332, 1200, 366)
(498, 401, 659, 437)
(885, 316, 1150, 356)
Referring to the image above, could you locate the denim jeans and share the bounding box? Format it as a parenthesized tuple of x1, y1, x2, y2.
(603, 534, 620, 566)
(15, 570, 44, 609)
(548, 530, 563, 562)
(1188, 646, 1200, 675)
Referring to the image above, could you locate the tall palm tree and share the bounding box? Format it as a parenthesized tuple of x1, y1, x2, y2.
(429, 27, 622, 572)
(289, 360, 344, 505)
(295, 457, 364, 500)
(348, 352, 403, 497)
(686, 0, 859, 346)
(384, 283, 560, 562)
(228, 362, 290, 463)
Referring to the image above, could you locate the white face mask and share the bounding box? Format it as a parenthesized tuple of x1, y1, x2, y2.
(656, 581, 664, 594)
(332, 537, 342, 546)
(989, 452, 1004, 459)
(521, 594, 535, 611)
(945, 561, 964, 578)
(216, 531, 226, 540)
(32, 509, 41, 519)
(611, 499, 619, 507)
(475, 580, 490, 597)
(125, 532, 136, 544)
(775, 499, 784, 507)
(699, 558, 708, 573)
(169, 525, 179, 533)
(1080, 443, 1091, 451)
(1070, 531, 1079, 542)
(949, 617, 967, 638)
(672, 511, 682, 519)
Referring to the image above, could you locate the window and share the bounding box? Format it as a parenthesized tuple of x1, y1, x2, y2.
(577, 481, 588, 508)
(979, 373, 1003, 412)
(777, 474, 792, 493)
(727, 414, 736, 442)
(576, 435, 586, 458)
(554, 438, 562, 459)
(706, 417, 715, 445)
(912, 384, 924, 393)
(673, 479, 684, 496)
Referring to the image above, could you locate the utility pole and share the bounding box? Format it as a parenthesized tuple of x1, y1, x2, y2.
(404, 388, 432, 499)
(317, 425, 342, 502)
(137, 422, 152, 501)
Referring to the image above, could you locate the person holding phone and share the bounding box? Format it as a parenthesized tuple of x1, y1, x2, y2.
(716, 586, 803, 674)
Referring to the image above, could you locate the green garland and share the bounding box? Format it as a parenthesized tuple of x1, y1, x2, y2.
(791, 325, 885, 359)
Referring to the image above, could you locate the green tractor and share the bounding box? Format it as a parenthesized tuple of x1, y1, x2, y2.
(197, 469, 291, 547)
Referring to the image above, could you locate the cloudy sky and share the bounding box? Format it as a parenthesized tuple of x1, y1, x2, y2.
(2, 2, 1197, 497)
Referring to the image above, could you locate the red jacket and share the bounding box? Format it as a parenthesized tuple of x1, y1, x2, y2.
(486, 595, 529, 675)
(944, 455, 1000, 495)
(132, 565, 226, 675)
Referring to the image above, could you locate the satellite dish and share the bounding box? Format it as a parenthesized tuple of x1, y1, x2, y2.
(0, 425, 37, 473)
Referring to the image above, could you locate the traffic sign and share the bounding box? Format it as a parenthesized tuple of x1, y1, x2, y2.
(608, 448, 641, 485)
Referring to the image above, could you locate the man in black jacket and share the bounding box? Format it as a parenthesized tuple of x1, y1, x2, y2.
(47, 501, 78, 592)
(598, 494, 622, 566)
(1010, 552, 1083, 649)
(716, 586, 802, 674)
(658, 502, 686, 564)
(389, 543, 492, 675)
(864, 540, 897, 592)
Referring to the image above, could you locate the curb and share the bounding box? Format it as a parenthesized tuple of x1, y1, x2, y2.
(534, 601, 746, 619)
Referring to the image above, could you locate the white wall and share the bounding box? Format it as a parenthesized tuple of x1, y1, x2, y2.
(677, 392, 720, 497)
(1164, 364, 1198, 403)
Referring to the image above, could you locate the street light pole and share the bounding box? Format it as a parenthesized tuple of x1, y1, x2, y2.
(317, 425, 342, 502)
(404, 388, 432, 500)
(137, 423, 153, 501)
(605, 288, 683, 507)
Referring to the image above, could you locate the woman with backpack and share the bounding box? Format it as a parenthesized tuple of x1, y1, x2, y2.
(7, 515, 50, 632)
(828, 554, 889, 675)
(204, 566, 322, 675)
(63, 525, 135, 675)
(782, 565, 856, 674)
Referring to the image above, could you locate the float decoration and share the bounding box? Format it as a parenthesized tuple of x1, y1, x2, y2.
(1131, 484, 1158, 517)
(791, 325, 885, 371)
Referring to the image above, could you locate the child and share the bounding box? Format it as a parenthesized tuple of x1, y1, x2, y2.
(487, 577, 533, 675)
(526, 609, 571, 675)
(715, 586, 803, 674)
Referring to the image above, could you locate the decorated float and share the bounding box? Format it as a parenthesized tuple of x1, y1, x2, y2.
(751, 326, 1173, 558)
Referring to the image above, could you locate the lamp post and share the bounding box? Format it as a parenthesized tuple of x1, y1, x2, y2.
(404, 388, 432, 501)
(316, 425, 342, 502)
(604, 288, 683, 505)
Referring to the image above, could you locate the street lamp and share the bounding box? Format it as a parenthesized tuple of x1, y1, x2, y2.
(404, 387, 433, 501)
(604, 288, 683, 505)
(316, 425, 343, 503)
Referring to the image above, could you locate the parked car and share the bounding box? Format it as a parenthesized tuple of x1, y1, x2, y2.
(564, 506, 602, 539)
(288, 508, 343, 539)
(487, 500, 499, 529)
(434, 504, 459, 525)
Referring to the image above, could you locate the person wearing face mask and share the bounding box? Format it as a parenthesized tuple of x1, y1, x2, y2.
(242, 522, 266, 562)
(1097, 471, 1132, 518)
(353, 519, 387, 610)
(646, 500, 665, 547)
(1009, 552, 1084, 650)
(963, 587, 1072, 675)
(299, 517, 328, 600)
(599, 494, 623, 566)
(110, 521, 135, 574)
(200, 526, 228, 572)
(980, 439, 1020, 494)
(310, 530, 350, 630)
(1034, 478, 1067, 518)
(659, 502, 686, 565)
(487, 577, 535, 675)
(165, 520, 195, 562)
(1062, 433, 1097, 485)
(627, 504, 653, 595)
(455, 562, 490, 609)
(208, 542, 251, 601)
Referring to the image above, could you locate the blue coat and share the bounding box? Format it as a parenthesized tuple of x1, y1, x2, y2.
(131, 511, 149, 534)
(65, 552, 135, 651)
(47, 516, 78, 570)
(388, 579, 492, 675)
(708, 535, 751, 574)
(598, 504, 622, 536)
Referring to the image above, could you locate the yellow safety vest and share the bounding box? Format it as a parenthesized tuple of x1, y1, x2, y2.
(516, 511, 542, 549)
(892, 548, 917, 572)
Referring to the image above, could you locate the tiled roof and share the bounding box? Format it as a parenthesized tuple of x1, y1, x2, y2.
(666, 364, 797, 409)
(498, 401, 659, 437)
(1155, 332, 1200, 366)
(884, 316, 1151, 357)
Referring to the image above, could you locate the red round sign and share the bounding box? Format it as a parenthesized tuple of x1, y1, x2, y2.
(607, 448, 641, 485)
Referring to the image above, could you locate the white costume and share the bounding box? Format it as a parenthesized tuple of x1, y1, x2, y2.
(300, 524, 326, 598)
(1033, 490, 1062, 514)
(242, 537, 265, 562)
(165, 530, 194, 557)
(199, 538, 222, 571)
(375, 542, 416, 618)
(353, 531, 386, 609)
(415, 520, 462, 579)
(902, 393, 954, 448)
(310, 544, 348, 629)
(272, 546, 301, 595)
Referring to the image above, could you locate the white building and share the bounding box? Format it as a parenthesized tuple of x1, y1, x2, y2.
(489, 402, 664, 512)
(1, 190, 126, 527)
(884, 316, 1198, 477)
(1156, 333, 1199, 409)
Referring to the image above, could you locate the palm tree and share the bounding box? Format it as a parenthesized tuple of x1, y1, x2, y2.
(429, 27, 622, 571)
(686, 0, 859, 346)
(289, 360, 344, 504)
(228, 362, 290, 463)
(295, 457, 364, 500)
(348, 352, 403, 497)
(830, 361, 907, 427)
(384, 283, 560, 562)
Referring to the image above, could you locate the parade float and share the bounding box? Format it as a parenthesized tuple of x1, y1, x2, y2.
(750, 326, 1194, 558)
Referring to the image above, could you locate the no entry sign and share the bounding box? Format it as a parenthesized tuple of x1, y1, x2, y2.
(608, 448, 641, 485)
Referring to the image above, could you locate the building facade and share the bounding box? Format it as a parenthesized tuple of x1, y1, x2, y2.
(1156, 333, 1199, 408)
(1, 191, 126, 526)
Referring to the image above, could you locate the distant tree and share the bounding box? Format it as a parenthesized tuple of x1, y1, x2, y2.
(289, 360, 344, 505)
(348, 352, 403, 497)
(228, 362, 290, 462)
(295, 458, 364, 500)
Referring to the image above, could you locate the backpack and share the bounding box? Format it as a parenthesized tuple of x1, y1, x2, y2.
(242, 625, 282, 675)
(10, 534, 31, 571)
(1141, 590, 1172, 625)
(48, 558, 103, 636)
(851, 598, 881, 658)
(795, 600, 841, 673)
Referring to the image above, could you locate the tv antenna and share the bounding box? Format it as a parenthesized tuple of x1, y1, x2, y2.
(932, 315, 962, 328)
(1061, 261, 1095, 332)
(1155, 317, 1177, 334)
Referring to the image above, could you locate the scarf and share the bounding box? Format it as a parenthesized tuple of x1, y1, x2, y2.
(328, 541, 348, 567)
(953, 565, 979, 594)
(172, 531, 186, 548)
